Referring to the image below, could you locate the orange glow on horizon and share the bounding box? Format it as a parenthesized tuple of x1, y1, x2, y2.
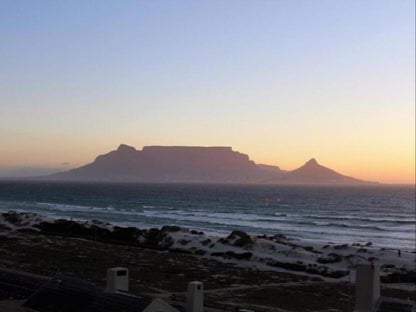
(1, 142, 414, 184)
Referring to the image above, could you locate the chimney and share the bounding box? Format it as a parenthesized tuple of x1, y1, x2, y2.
(355, 264, 380, 312)
(106, 267, 129, 293)
(186, 281, 204, 312)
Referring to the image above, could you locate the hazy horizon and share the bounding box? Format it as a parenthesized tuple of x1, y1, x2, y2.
(0, 143, 414, 185)
(1, 1, 414, 184)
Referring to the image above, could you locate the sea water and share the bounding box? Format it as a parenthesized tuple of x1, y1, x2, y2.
(0, 181, 414, 251)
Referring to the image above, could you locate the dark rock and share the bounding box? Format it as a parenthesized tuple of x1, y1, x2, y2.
(34, 218, 145, 245)
(112, 226, 143, 243)
(306, 268, 320, 274)
(161, 225, 182, 233)
(193, 250, 207, 256)
(227, 230, 253, 248)
(302, 246, 322, 254)
(140, 228, 174, 249)
(211, 251, 253, 260)
(168, 248, 193, 254)
(190, 230, 204, 235)
(324, 270, 348, 278)
(317, 253, 342, 264)
(16, 228, 42, 234)
(267, 260, 306, 272)
(179, 239, 191, 246)
(272, 234, 287, 240)
(2, 211, 21, 225)
(333, 244, 348, 250)
(267, 259, 348, 278)
(218, 238, 228, 244)
(37, 219, 97, 238)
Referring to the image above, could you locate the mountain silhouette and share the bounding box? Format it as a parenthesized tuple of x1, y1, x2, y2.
(46, 144, 370, 184)
(280, 158, 363, 184)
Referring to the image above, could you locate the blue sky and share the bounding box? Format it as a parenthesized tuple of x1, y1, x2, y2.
(0, 0, 414, 183)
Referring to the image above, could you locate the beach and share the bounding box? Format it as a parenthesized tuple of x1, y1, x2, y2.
(0, 182, 414, 251)
(1, 211, 414, 311)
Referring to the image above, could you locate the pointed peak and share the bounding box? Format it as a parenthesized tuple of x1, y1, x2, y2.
(117, 144, 137, 152)
(305, 158, 318, 166)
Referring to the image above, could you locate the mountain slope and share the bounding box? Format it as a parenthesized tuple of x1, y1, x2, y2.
(282, 158, 364, 184)
(50, 144, 279, 183)
(46, 145, 370, 184)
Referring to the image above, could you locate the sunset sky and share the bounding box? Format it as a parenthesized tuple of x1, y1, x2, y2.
(0, 0, 414, 184)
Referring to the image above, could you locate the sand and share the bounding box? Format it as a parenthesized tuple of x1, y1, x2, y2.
(0, 211, 415, 311)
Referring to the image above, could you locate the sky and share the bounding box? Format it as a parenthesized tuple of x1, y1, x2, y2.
(0, 0, 414, 184)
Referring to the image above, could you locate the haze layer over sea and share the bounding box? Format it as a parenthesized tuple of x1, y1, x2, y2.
(0, 181, 414, 251)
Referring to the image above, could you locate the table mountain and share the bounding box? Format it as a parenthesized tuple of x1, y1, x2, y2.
(45, 144, 369, 184)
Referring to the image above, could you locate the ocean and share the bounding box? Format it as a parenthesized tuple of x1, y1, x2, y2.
(0, 181, 414, 251)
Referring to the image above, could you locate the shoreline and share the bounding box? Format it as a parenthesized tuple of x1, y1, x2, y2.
(1, 210, 415, 284)
(1, 210, 415, 311)
(1, 182, 414, 253)
(2, 205, 415, 252)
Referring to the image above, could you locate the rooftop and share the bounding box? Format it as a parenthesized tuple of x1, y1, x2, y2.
(23, 274, 154, 312)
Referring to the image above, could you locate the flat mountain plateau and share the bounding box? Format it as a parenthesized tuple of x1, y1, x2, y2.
(45, 144, 370, 184)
